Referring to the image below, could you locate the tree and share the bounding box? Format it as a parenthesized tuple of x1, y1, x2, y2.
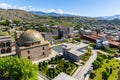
(87, 48, 92, 54)
(92, 60, 102, 70)
(102, 71, 109, 80)
(110, 68, 112, 74)
(0, 56, 38, 80)
(90, 72, 96, 79)
(97, 56, 103, 63)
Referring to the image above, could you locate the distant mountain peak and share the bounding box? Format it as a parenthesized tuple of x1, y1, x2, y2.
(30, 11, 74, 16)
(96, 14, 120, 20)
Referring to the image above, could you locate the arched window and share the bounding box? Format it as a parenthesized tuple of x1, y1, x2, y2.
(43, 47, 45, 50)
(43, 52, 45, 55)
(27, 50, 30, 54)
(28, 56, 31, 59)
(1, 49, 5, 54)
(6, 42, 11, 47)
(7, 48, 11, 53)
(1, 43, 5, 47)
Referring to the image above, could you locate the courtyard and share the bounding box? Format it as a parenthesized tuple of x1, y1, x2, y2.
(38, 56, 78, 79)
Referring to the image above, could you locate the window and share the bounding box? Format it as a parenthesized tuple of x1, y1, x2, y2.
(28, 56, 30, 59)
(43, 52, 45, 55)
(43, 47, 45, 50)
(6, 42, 10, 47)
(28, 50, 30, 54)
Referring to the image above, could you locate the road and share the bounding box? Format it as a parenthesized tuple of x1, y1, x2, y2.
(73, 50, 97, 80)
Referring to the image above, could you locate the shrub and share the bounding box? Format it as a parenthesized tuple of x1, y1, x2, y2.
(73, 37, 81, 42)
(102, 71, 109, 80)
(110, 68, 112, 74)
(117, 66, 119, 69)
(106, 60, 109, 63)
(52, 36, 58, 40)
(90, 72, 96, 79)
(89, 43, 96, 47)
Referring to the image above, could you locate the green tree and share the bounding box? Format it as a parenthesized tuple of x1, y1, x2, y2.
(90, 72, 96, 79)
(92, 60, 102, 70)
(110, 68, 112, 74)
(0, 56, 38, 80)
(87, 48, 92, 54)
(102, 71, 109, 80)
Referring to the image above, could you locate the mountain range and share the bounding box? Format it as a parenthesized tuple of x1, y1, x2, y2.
(0, 9, 120, 21)
(30, 11, 120, 20)
(96, 15, 120, 20)
(29, 11, 74, 16)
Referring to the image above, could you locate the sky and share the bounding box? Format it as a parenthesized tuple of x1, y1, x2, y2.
(0, 0, 120, 17)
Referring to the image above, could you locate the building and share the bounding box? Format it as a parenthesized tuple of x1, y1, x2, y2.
(50, 26, 74, 39)
(41, 32, 53, 44)
(58, 27, 74, 39)
(0, 36, 12, 54)
(53, 72, 77, 80)
(16, 29, 51, 61)
(62, 43, 88, 62)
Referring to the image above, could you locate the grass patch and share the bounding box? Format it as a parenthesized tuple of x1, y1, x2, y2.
(89, 54, 120, 80)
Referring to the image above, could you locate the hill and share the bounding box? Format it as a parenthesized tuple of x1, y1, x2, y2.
(1, 9, 120, 28)
(0, 9, 37, 21)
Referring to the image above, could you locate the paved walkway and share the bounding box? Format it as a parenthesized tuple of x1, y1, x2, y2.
(73, 50, 97, 80)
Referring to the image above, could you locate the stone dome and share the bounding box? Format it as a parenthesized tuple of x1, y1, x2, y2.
(19, 29, 44, 43)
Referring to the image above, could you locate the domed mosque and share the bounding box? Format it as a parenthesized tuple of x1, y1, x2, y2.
(16, 29, 51, 61)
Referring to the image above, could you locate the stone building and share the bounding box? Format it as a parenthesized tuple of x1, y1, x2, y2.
(16, 29, 51, 61)
(58, 27, 74, 39)
(50, 26, 74, 39)
(41, 32, 53, 44)
(0, 36, 12, 54)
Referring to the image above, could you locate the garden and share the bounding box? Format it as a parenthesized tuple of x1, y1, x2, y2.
(80, 48, 92, 62)
(38, 56, 78, 79)
(89, 52, 120, 80)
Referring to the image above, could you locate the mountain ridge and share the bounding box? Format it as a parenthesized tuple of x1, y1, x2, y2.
(96, 14, 120, 20)
(29, 11, 75, 16)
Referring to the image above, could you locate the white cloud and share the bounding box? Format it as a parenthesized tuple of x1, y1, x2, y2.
(36, 8, 76, 15)
(0, 3, 14, 9)
(0, 3, 76, 15)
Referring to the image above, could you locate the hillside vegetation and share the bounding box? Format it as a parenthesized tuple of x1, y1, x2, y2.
(0, 9, 36, 21)
(1, 9, 120, 27)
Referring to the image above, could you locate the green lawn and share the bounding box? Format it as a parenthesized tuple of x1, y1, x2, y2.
(39, 56, 78, 79)
(89, 58, 120, 80)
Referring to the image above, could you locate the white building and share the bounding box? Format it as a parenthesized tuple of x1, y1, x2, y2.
(62, 43, 88, 62)
(53, 72, 77, 80)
